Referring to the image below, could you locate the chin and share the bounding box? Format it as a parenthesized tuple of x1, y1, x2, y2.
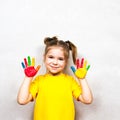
(50, 71, 61, 76)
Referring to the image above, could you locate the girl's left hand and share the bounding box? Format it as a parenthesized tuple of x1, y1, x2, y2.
(71, 58, 90, 79)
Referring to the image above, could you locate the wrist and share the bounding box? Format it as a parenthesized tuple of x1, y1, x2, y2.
(78, 78, 86, 81)
(24, 76, 33, 81)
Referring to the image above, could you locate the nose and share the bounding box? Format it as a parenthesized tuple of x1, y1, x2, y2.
(52, 59, 58, 64)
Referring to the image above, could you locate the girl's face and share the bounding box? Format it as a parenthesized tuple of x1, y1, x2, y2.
(44, 46, 67, 75)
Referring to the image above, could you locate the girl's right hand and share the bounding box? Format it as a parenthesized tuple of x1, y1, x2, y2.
(21, 56, 40, 77)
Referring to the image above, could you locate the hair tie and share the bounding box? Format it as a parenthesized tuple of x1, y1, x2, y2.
(65, 40, 72, 50)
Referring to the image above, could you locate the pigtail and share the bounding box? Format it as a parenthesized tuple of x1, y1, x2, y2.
(65, 40, 77, 64)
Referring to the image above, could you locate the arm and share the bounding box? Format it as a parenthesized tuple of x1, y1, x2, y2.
(17, 76, 33, 105)
(71, 58, 93, 104)
(17, 56, 40, 105)
(77, 78, 93, 104)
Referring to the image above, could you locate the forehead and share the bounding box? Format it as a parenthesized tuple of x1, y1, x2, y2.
(46, 46, 64, 56)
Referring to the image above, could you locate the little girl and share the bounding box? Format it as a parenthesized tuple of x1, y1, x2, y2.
(17, 36, 93, 120)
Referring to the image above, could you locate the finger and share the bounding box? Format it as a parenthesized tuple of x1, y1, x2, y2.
(76, 59, 80, 69)
(86, 65, 90, 71)
(31, 57, 35, 66)
(71, 66, 76, 73)
(36, 65, 41, 72)
(28, 56, 31, 66)
(24, 58, 28, 67)
(21, 62, 25, 69)
(80, 58, 84, 68)
(83, 60, 87, 68)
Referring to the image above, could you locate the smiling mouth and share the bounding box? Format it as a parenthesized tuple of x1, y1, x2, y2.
(50, 66, 59, 69)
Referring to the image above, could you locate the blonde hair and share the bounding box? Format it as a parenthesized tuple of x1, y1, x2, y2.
(44, 36, 77, 64)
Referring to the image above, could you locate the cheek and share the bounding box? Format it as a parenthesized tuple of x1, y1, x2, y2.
(44, 57, 48, 65)
(45, 58, 52, 65)
(60, 61, 66, 67)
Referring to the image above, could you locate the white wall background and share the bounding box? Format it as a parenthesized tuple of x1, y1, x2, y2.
(0, 0, 120, 120)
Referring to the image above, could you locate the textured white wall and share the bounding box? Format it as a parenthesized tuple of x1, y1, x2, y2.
(0, 0, 120, 120)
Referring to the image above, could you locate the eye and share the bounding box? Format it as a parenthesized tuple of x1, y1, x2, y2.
(48, 55, 54, 59)
(59, 57, 64, 61)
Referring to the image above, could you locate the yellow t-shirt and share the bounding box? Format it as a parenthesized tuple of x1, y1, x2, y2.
(30, 73, 82, 120)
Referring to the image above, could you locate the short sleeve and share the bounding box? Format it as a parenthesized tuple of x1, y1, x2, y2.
(71, 77, 82, 99)
(29, 76, 40, 99)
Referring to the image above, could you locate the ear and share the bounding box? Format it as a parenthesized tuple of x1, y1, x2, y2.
(43, 54, 46, 62)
